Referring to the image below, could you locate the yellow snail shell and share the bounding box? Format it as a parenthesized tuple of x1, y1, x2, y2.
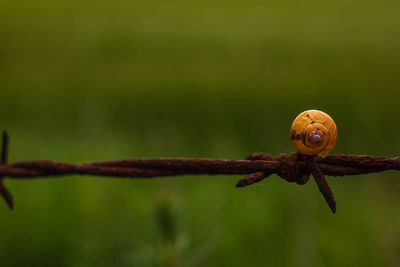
(290, 110, 337, 157)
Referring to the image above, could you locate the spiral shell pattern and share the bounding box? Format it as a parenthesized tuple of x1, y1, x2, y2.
(290, 110, 337, 157)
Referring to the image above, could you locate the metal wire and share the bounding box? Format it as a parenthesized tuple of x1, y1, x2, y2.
(1, 131, 399, 213)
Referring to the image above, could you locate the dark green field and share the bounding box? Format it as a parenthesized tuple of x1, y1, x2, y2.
(1, 0, 400, 266)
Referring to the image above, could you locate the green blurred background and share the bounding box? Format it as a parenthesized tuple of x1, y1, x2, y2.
(1, 0, 400, 266)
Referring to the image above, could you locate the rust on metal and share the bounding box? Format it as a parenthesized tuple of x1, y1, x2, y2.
(0, 131, 13, 209)
(305, 155, 336, 213)
(0, 131, 399, 213)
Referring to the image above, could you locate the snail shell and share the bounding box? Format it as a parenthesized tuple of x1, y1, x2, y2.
(290, 110, 337, 157)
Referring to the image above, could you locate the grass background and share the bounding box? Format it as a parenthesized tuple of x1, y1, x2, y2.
(1, 0, 400, 266)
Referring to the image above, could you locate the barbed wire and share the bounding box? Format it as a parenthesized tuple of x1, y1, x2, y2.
(1, 131, 399, 213)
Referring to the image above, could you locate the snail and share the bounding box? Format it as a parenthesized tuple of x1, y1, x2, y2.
(290, 110, 337, 157)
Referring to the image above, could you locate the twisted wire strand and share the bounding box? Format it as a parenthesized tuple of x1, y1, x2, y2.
(3, 155, 399, 179)
(1, 131, 400, 213)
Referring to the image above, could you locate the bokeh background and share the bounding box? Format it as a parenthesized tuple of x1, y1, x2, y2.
(1, 0, 400, 266)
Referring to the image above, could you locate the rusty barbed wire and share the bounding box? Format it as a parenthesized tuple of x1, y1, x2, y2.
(0, 131, 400, 213)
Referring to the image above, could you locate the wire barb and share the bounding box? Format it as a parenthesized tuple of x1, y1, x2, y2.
(1, 130, 400, 213)
(0, 131, 13, 210)
(305, 155, 336, 213)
